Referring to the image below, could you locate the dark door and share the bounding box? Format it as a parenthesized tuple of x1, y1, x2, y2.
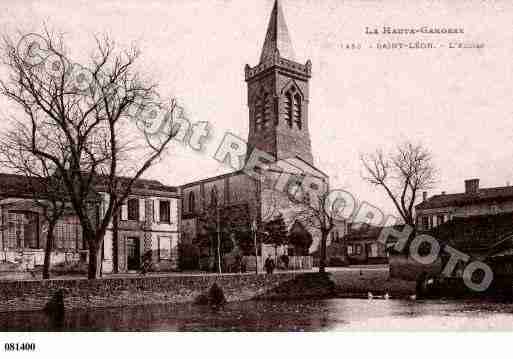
(127, 237, 140, 270)
(365, 243, 372, 262)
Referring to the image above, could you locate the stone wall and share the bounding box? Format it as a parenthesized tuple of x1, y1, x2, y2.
(0, 273, 296, 313)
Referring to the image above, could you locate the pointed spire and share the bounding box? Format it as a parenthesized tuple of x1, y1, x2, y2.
(260, 0, 296, 63)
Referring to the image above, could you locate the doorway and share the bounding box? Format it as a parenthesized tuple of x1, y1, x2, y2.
(126, 237, 140, 270)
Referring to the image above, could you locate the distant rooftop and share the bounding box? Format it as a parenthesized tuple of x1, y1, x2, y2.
(416, 178, 513, 210)
(0, 172, 177, 199)
(416, 186, 513, 210)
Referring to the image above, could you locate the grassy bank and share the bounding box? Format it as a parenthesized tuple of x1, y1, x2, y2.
(330, 267, 416, 298)
(254, 267, 417, 301)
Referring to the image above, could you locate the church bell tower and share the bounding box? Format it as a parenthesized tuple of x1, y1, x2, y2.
(245, 0, 314, 165)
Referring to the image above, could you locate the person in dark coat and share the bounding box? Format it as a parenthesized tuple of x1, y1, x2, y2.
(264, 254, 275, 275)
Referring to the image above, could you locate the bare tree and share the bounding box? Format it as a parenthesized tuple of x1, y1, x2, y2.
(289, 179, 335, 273)
(198, 203, 223, 274)
(263, 213, 288, 258)
(360, 142, 437, 227)
(0, 30, 179, 279)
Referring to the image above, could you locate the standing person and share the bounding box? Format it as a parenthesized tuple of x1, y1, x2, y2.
(264, 254, 275, 275)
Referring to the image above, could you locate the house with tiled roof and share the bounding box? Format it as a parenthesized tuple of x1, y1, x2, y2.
(415, 178, 513, 231)
(0, 172, 181, 274)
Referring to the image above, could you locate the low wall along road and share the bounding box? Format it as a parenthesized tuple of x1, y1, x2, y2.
(0, 273, 300, 313)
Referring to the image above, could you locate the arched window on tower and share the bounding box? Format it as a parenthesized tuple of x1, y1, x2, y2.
(254, 97, 263, 131)
(188, 192, 196, 213)
(263, 93, 272, 129)
(284, 85, 302, 129)
(293, 93, 302, 130)
(284, 91, 293, 128)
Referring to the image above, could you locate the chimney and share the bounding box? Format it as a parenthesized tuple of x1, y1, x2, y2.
(465, 179, 480, 194)
(422, 191, 427, 201)
(441, 191, 446, 195)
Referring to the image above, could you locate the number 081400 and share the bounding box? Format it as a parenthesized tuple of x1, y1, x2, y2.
(4, 342, 36, 351)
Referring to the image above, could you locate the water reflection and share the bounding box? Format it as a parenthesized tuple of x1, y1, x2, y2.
(1, 299, 513, 331)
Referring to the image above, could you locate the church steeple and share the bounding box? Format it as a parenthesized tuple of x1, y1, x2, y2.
(244, 0, 314, 165)
(260, 0, 296, 63)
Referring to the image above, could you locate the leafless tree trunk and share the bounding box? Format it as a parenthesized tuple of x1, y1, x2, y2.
(360, 142, 437, 227)
(0, 132, 67, 279)
(42, 217, 57, 279)
(289, 179, 335, 273)
(0, 29, 180, 279)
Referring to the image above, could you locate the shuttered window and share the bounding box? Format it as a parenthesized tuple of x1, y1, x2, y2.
(127, 198, 139, 221)
(121, 202, 128, 221)
(284, 92, 293, 128)
(293, 93, 302, 129)
(254, 98, 263, 131)
(159, 200, 170, 223)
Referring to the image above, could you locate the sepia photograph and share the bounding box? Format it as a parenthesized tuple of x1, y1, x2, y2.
(0, 0, 512, 356)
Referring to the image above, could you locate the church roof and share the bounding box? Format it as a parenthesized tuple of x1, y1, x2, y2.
(260, 0, 296, 63)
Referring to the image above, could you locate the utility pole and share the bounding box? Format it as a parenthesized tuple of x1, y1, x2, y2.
(252, 219, 258, 274)
(216, 205, 222, 274)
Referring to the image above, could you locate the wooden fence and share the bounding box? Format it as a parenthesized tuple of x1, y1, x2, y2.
(243, 255, 313, 272)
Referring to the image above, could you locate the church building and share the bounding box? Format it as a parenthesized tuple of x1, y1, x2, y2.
(180, 0, 340, 271)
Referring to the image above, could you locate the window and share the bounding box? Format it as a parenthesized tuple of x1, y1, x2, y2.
(347, 245, 353, 255)
(437, 215, 444, 226)
(355, 244, 362, 255)
(7, 211, 39, 249)
(254, 97, 263, 131)
(293, 93, 302, 129)
(369, 243, 378, 258)
(188, 192, 196, 213)
(283, 86, 302, 129)
(158, 236, 171, 260)
(54, 216, 81, 251)
(127, 198, 139, 221)
(422, 216, 429, 231)
(284, 91, 293, 128)
(7, 213, 17, 248)
(159, 200, 171, 223)
(263, 93, 272, 128)
(158, 235, 178, 261)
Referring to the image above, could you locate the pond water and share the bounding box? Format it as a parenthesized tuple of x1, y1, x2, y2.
(2, 298, 513, 331)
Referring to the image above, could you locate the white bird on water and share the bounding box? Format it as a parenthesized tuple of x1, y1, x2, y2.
(367, 292, 390, 300)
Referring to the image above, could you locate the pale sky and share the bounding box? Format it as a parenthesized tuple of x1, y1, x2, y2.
(1, 0, 513, 217)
